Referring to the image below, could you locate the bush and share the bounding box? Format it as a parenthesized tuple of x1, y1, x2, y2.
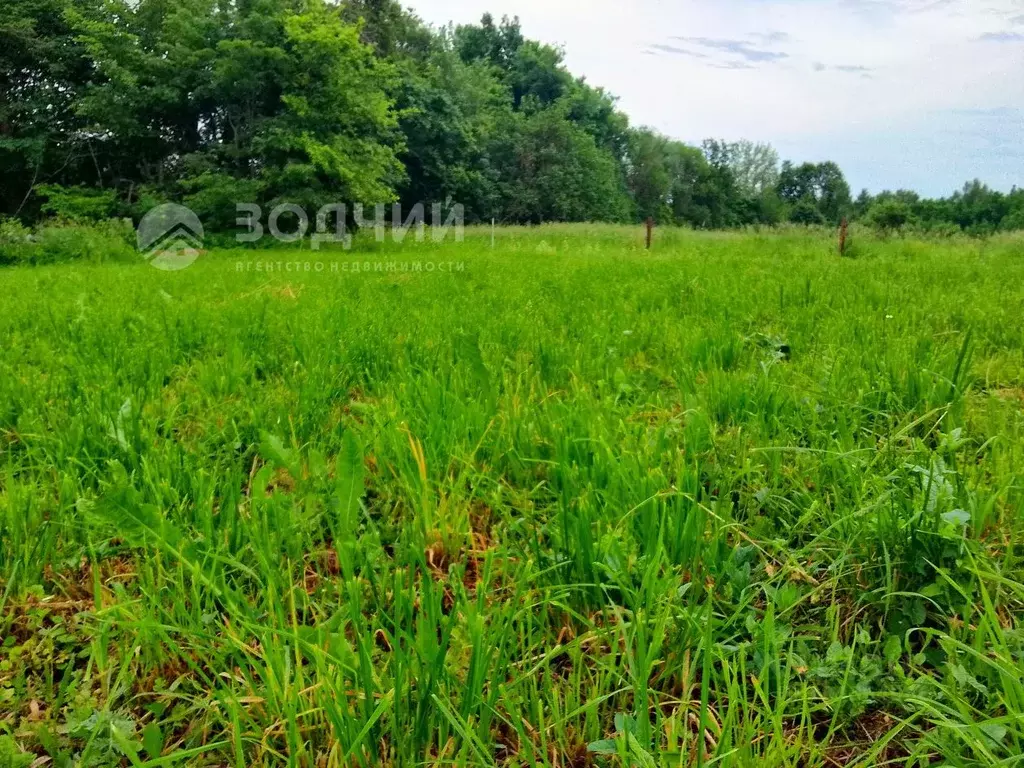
(789, 199, 826, 226)
(868, 199, 914, 233)
(36, 184, 119, 222)
(1, 219, 137, 267)
(126, 185, 172, 223)
(0, 218, 34, 265)
(35, 219, 137, 265)
(1000, 208, 1024, 232)
(181, 172, 266, 233)
(915, 220, 962, 238)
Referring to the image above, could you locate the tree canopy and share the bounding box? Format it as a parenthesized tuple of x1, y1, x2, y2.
(1, 0, 1021, 233)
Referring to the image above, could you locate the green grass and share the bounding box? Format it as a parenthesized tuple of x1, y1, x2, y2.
(2, 224, 1024, 767)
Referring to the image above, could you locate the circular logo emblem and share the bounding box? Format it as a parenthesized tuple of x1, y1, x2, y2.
(137, 204, 204, 271)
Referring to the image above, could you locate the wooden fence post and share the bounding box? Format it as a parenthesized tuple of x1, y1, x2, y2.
(646, 217, 654, 250)
(839, 217, 849, 257)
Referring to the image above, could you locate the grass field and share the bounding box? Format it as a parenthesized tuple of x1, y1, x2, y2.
(2, 225, 1024, 767)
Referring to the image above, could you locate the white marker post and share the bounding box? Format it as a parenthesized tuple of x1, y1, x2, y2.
(491, 218, 496, 249)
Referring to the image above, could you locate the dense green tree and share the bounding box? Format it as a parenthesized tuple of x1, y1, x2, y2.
(727, 140, 780, 197)
(392, 41, 511, 221)
(507, 42, 572, 110)
(1002, 188, 1024, 231)
(853, 189, 873, 218)
(339, 0, 434, 59)
(64, 0, 403, 214)
(670, 143, 729, 228)
(727, 141, 783, 225)
(699, 139, 748, 227)
(496, 107, 631, 223)
(778, 161, 851, 224)
(562, 82, 630, 160)
(0, 0, 102, 216)
(950, 180, 1009, 234)
(264, 5, 405, 207)
(626, 129, 674, 223)
(454, 13, 524, 72)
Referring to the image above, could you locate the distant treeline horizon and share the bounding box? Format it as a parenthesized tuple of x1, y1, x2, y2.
(3, 0, 1022, 235)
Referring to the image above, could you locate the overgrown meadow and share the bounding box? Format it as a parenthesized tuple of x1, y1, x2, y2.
(2, 226, 1024, 767)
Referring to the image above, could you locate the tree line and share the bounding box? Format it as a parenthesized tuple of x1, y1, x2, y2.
(3, 0, 1022, 235)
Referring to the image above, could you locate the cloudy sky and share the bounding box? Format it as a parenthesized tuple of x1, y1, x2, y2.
(407, 0, 1024, 196)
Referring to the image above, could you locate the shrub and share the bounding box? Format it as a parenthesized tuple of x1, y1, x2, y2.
(124, 186, 172, 223)
(868, 199, 914, 233)
(34, 220, 136, 265)
(0, 218, 34, 265)
(916, 220, 963, 238)
(181, 172, 266, 233)
(1, 219, 138, 267)
(1000, 207, 1024, 232)
(36, 184, 119, 222)
(789, 199, 826, 226)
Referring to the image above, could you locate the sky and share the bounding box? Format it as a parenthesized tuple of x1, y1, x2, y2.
(406, 0, 1024, 196)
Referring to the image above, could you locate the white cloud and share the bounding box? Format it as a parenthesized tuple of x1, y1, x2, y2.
(408, 0, 1024, 193)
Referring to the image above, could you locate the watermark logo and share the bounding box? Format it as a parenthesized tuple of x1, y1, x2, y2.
(137, 204, 204, 271)
(135, 200, 464, 272)
(237, 202, 464, 248)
